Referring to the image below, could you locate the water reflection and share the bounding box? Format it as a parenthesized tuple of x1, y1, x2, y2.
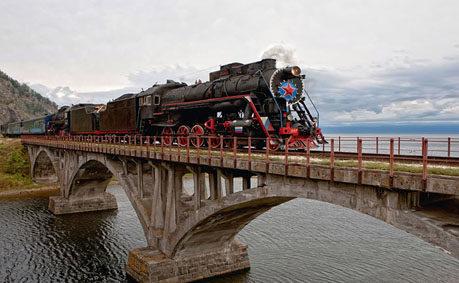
(0, 185, 458, 282)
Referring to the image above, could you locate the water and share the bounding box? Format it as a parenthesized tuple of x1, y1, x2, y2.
(1, 185, 458, 282)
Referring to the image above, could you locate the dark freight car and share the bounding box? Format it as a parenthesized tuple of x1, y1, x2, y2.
(99, 94, 138, 132)
(70, 104, 102, 133)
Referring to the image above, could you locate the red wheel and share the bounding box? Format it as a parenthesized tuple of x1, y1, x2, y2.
(162, 127, 175, 145)
(268, 138, 281, 151)
(190, 125, 205, 147)
(209, 135, 221, 148)
(177, 125, 190, 147)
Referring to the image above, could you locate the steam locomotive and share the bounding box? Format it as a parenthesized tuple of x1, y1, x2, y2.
(1, 59, 326, 150)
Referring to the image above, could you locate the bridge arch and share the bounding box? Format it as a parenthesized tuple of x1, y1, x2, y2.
(63, 156, 154, 241)
(66, 159, 113, 198)
(166, 174, 420, 258)
(31, 148, 58, 184)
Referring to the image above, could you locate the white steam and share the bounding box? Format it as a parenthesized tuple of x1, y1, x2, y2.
(261, 45, 297, 67)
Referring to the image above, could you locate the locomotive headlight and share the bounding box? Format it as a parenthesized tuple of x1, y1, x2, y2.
(287, 114, 294, 121)
(291, 66, 301, 76)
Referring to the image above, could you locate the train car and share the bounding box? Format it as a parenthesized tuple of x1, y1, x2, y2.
(21, 115, 52, 135)
(99, 94, 138, 134)
(69, 104, 103, 134)
(7, 121, 22, 136)
(0, 124, 7, 136)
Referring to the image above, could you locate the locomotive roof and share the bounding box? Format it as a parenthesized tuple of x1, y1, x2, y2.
(69, 103, 103, 110)
(136, 80, 187, 97)
(114, 93, 137, 101)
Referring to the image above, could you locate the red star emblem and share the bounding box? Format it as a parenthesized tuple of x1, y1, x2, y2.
(281, 83, 295, 97)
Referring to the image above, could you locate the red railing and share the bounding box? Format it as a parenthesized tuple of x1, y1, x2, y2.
(20, 134, 459, 187)
(324, 136, 459, 158)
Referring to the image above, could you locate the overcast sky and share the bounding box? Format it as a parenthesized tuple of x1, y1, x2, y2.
(1, 0, 458, 128)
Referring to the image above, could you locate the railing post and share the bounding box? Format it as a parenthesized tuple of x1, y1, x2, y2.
(208, 136, 211, 165)
(306, 138, 310, 178)
(153, 136, 157, 157)
(284, 138, 289, 176)
(398, 137, 401, 155)
(140, 136, 143, 156)
(134, 135, 137, 156)
(338, 136, 341, 152)
(248, 137, 252, 171)
(389, 138, 394, 188)
(169, 135, 172, 161)
(161, 136, 164, 160)
(123, 136, 126, 155)
(233, 136, 237, 168)
(422, 138, 428, 190)
(146, 136, 150, 158)
(330, 139, 334, 181)
(186, 136, 190, 163)
(447, 137, 451, 157)
(177, 135, 181, 156)
(196, 135, 200, 165)
(376, 137, 379, 154)
(265, 138, 270, 173)
(358, 138, 362, 184)
(220, 136, 223, 167)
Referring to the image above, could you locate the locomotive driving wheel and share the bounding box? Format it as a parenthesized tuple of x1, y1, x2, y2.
(190, 124, 205, 147)
(162, 127, 175, 145)
(267, 137, 281, 151)
(209, 135, 221, 148)
(177, 125, 190, 147)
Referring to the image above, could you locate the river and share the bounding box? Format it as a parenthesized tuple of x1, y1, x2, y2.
(1, 184, 458, 282)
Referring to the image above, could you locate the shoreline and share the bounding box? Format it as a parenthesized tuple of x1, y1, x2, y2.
(0, 185, 60, 199)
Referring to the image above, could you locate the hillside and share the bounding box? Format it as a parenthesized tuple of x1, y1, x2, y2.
(0, 70, 58, 125)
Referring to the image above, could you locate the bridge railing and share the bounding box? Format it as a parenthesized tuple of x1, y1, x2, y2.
(322, 136, 459, 158)
(20, 134, 459, 185)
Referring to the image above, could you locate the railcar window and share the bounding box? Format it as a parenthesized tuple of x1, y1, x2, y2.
(154, 95, 160, 105)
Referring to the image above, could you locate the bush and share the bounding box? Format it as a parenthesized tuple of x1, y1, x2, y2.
(6, 147, 30, 177)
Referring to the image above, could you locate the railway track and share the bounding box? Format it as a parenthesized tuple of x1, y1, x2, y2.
(236, 148, 459, 166)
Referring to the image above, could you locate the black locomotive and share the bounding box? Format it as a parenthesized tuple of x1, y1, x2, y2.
(1, 59, 325, 150)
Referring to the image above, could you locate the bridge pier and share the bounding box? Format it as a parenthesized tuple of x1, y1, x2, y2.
(49, 193, 118, 215)
(127, 241, 250, 282)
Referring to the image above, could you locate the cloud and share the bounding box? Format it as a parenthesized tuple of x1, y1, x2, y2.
(127, 65, 202, 88)
(29, 64, 208, 106)
(312, 58, 459, 125)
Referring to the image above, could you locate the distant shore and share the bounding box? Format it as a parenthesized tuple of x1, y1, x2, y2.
(0, 185, 60, 199)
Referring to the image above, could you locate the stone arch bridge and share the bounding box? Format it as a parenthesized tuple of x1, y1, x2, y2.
(23, 137, 459, 282)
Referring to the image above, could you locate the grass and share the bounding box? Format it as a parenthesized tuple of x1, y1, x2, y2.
(0, 137, 40, 192)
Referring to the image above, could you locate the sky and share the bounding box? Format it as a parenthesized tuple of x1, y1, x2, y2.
(1, 0, 459, 132)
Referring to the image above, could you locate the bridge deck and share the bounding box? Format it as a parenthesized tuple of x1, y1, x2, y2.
(21, 135, 459, 196)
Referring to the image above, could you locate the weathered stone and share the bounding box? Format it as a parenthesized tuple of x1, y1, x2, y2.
(49, 193, 117, 215)
(126, 241, 250, 283)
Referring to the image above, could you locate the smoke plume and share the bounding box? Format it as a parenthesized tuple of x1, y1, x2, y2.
(261, 45, 297, 67)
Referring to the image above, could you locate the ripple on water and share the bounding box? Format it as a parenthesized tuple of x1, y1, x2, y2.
(1, 186, 458, 282)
